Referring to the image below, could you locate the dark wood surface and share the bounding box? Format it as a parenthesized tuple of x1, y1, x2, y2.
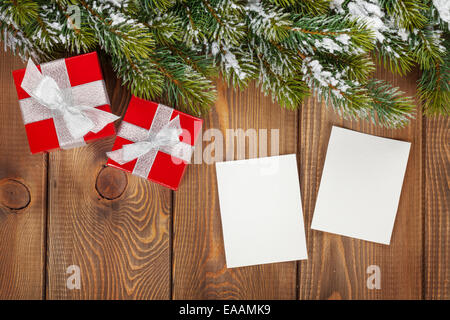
(424, 116, 449, 299)
(0, 54, 47, 299)
(0, 49, 447, 300)
(298, 68, 424, 299)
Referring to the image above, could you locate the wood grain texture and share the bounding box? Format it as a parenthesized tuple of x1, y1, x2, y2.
(96, 166, 128, 200)
(172, 81, 299, 299)
(424, 116, 449, 299)
(0, 51, 47, 299)
(0, 48, 448, 300)
(298, 67, 423, 299)
(0, 179, 31, 210)
(45, 56, 171, 299)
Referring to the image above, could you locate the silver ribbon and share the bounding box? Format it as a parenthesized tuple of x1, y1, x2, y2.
(107, 103, 194, 178)
(20, 58, 119, 149)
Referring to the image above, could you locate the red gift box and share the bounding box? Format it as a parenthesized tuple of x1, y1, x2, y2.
(12, 52, 117, 154)
(107, 96, 203, 190)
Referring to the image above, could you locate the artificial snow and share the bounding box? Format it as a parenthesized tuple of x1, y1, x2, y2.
(433, 0, 450, 26)
(397, 28, 410, 42)
(301, 58, 350, 96)
(211, 42, 220, 56)
(330, 0, 346, 14)
(110, 13, 127, 26)
(314, 38, 342, 53)
(247, 1, 277, 21)
(246, 0, 290, 36)
(223, 47, 247, 80)
(331, 0, 390, 43)
(335, 34, 351, 45)
(347, 0, 386, 42)
(48, 22, 63, 31)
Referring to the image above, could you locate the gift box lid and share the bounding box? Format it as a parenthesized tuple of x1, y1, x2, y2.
(12, 52, 116, 154)
(107, 96, 203, 190)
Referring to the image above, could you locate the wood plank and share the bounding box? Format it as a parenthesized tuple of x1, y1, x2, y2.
(172, 81, 299, 299)
(46, 55, 171, 299)
(0, 51, 47, 299)
(424, 116, 449, 299)
(298, 68, 423, 299)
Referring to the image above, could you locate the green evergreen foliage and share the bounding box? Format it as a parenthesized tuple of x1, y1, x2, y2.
(0, 0, 448, 125)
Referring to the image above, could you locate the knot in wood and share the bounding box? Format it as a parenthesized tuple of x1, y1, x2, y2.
(0, 179, 31, 211)
(95, 167, 127, 200)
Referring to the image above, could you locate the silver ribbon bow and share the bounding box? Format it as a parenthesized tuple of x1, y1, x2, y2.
(107, 103, 194, 178)
(20, 58, 119, 148)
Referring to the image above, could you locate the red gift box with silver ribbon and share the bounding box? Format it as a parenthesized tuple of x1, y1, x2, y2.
(12, 52, 119, 154)
(106, 96, 203, 190)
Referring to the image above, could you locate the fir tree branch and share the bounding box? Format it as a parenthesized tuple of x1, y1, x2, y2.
(176, 0, 203, 45)
(380, 0, 427, 30)
(269, 0, 331, 15)
(1, 0, 445, 123)
(376, 31, 414, 75)
(0, 0, 39, 25)
(322, 53, 375, 83)
(111, 54, 165, 100)
(167, 43, 217, 77)
(49, 2, 98, 53)
(79, 0, 154, 60)
(287, 15, 376, 55)
(149, 48, 217, 114)
(418, 46, 450, 115)
(411, 28, 445, 70)
(0, 13, 49, 60)
(254, 46, 308, 108)
(365, 79, 415, 127)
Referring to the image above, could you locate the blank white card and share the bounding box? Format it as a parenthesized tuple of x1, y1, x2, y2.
(216, 154, 307, 268)
(311, 126, 411, 245)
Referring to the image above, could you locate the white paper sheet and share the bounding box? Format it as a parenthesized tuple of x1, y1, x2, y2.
(311, 126, 411, 245)
(215, 154, 308, 268)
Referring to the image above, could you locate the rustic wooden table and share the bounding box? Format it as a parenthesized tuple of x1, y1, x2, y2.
(0, 49, 448, 300)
